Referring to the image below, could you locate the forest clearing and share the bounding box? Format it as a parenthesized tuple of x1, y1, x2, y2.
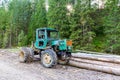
(0, 49, 120, 80)
(0, 0, 120, 80)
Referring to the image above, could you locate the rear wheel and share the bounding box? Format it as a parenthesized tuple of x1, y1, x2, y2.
(41, 49, 57, 68)
(19, 47, 34, 63)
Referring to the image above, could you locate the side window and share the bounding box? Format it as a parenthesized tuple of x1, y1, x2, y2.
(38, 30, 45, 39)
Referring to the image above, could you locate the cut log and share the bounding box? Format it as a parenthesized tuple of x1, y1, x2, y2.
(72, 53, 120, 64)
(70, 57, 120, 68)
(72, 53, 120, 59)
(75, 50, 120, 58)
(69, 60, 120, 76)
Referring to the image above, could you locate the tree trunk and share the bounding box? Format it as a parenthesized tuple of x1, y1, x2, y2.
(70, 57, 120, 68)
(69, 60, 120, 76)
(72, 53, 120, 64)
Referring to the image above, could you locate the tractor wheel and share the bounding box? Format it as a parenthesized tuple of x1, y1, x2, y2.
(19, 47, 34, 63)
(41, 49, 57, 68)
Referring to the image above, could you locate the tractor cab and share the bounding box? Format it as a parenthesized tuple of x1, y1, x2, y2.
(34, 28, 59, 49)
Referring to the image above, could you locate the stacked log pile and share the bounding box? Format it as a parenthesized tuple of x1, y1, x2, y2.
(69, 52, 120, 75)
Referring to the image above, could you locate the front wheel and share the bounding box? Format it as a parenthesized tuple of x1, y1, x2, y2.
(41, 49, 57, 68)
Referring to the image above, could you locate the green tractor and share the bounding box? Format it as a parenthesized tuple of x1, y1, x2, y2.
(19, 28, 72, 68)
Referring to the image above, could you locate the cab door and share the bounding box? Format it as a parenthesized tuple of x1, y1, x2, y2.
(34, 29, 47, 49)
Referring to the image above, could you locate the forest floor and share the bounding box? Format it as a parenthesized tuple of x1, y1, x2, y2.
(0, 49, 120, 80)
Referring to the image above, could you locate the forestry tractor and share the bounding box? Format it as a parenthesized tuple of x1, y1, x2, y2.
(19, 28, 72, 68)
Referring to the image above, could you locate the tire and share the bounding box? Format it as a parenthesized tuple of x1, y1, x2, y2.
(19, 47, 34, 63)
(41, 49, 57, 68)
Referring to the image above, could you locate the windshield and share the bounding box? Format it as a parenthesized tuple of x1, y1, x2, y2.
(47, 31, 58, 39)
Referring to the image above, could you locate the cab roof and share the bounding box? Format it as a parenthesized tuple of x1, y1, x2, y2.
(37, 28, 58, 31)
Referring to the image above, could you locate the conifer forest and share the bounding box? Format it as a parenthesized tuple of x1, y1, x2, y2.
(0, 0, 120, 54)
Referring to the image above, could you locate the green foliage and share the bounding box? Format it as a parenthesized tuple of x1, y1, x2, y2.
(28, 0, 47, 43)
(91, 36, 107, 52)
(103, 0, 120, 54)
(18, 30, 27, 46)
(2, 32, 9, 48)
(47, 0, 71, 38)
(0, 0, 120, 54)
(0, 7, 11, 48)
(0, 34, 2, 47)
(8, 0, 32, 46)
(70, 0, 95, 50)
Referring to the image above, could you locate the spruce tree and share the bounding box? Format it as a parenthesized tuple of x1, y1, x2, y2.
(104, 0, 120, 53)
(70, 0, 95, 50)
(0, 7, 11, 48)
(28, 0, 47, 43)
(9, 0, 32, 46)
(18, 30, 27, 46)
(47, 0, 71, 38)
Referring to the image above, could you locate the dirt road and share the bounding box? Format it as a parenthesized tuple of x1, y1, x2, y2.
(0, 49, 120, 80)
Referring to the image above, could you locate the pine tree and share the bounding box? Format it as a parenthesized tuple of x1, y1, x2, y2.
(104, 0, 120, 53)
(70, 0, 95, 50)
(47, 0, 71, 38)
(0, 7, 11, 48)
(2, 32, 9, 48)
(28, 0, 47, 43)
(9, 0, 32, 46)
(18, 30, 27, 46)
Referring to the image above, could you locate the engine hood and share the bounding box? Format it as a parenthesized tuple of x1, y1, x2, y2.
(52, 39, 72, 51)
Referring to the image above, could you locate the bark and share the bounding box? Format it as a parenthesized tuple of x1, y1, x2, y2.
(70, 57, 120, 68)
(72, 53, 120, 64)
(69, 60, 120, 76)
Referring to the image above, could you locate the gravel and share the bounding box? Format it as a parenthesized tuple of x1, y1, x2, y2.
(0, 49, 120, 80)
